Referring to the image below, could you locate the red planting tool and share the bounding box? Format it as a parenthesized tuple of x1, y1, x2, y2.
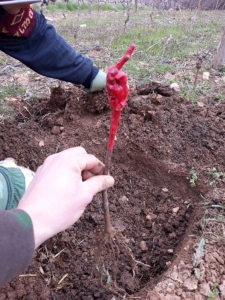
(106, 43, 136, 151)
(102, 44, 135, 233)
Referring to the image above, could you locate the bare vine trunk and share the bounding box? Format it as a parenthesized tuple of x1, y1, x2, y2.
(88, 0, 91, 14)
(98, 0, 100, 11)
(78, 0, 80, 16)
(135, 0, 138, 12)
(157, 0, 160, 10)
(213, 28, 225, 69)
(198, 0, 203, 14)
(189, 0, 194, 10)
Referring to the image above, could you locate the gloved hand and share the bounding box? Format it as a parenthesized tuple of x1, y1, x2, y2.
(0, 158, 35, 210)
(89, 70, 106, 92)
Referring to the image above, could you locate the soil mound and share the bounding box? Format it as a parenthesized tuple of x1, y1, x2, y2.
(0, 83, 225, 299)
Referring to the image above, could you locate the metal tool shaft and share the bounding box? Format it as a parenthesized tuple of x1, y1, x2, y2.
(0, 0, 41, 5)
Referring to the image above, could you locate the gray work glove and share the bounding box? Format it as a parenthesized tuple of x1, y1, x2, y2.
(89, 70, 106, 92)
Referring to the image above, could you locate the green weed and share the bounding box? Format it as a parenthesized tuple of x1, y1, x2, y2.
(0, 84, 25, 100)
(0, 83, 25, 119)
(0, 8, 224, 109)
(193, 237, 205, 279)
(187, 168, 198, 187)
(215, 94, 223, 102)
(179, 82, 212, 102)
(0, 100, 14, 115)
(207, 167, 225, 186)
(208, 283, 219, 300)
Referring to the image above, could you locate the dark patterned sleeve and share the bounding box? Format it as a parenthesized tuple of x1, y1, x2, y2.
(0, 209, 34, 287)
(0, 9, 99, 89)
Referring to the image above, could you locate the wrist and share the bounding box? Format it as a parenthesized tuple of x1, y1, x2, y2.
(89, 70, 106, 92)
(18, 202, 52, 248)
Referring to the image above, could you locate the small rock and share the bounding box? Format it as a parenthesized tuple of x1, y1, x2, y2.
(170, 270, 179, 281)
(139, 241, 148, 251)
(199, 282, 211, 296)
(168, 282, 175, 290)
(60, 126, 64, 131)
(170, 82, 180, 92)
(169, 232, 176, 239)
(176, 288, 182, 296)
(168, 249, 174, 254)
(194, 291, 204, 300)
(146, 214, 152, 220)
(205, 253, 217, 264)
(172, 207, 179, 214)
(110, 204, 116, 212)
(197, 101, 204, 107)
(55, 117, 64, 126)
(166, 288, 172, 293)
(94, 292, 101, 298)
(183, 277, 198, 291)
(51, 126, 60, 135)
(162, 188, 169, 192)
(147, 111, 154, 118)
(213, 251, 225, 265)
(219, 280, 225, 299)
(166, 261, 172, 267)
(156, 94, 163, 103)
(118, 195, 129, 203)
(202, 72, 210, 80)
(39, 140, 45, 147)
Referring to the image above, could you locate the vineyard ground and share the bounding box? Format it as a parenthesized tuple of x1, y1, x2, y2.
(0, 8, 225, 300)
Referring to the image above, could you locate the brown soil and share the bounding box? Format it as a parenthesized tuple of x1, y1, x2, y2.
(0, 82, 225, 299)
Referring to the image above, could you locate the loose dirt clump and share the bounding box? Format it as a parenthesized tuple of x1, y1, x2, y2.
(0, 82, 225, 299)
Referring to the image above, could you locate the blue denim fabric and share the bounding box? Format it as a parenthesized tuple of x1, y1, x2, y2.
(0, 9, 99, 88)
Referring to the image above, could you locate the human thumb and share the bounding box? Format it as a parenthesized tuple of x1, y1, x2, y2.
(84, 175, 114, 196)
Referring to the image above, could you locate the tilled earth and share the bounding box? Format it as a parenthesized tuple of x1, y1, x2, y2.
(0, 82, 225, 299)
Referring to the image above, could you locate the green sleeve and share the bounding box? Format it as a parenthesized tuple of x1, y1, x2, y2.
(0, 209, 35, 287)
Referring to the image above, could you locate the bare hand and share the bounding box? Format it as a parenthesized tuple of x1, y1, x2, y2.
(18, 147, 114, 248)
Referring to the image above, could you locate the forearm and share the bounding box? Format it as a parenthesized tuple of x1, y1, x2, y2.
(0, 209, 34, 287)
(0, 9, 99, 88)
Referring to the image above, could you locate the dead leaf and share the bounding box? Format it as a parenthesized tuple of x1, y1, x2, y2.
(139, 62, 149, 67)
(197, 101, 204, 107)
(34, 76, 43, 81)
(4, 97, 17, 102)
